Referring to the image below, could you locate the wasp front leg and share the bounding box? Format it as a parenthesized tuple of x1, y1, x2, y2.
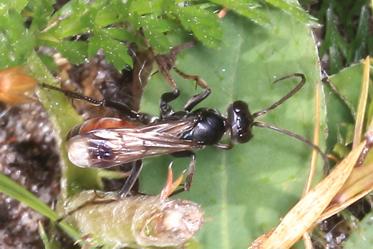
(159, 86, 211, 120)
(183, 88, 211, 112)
(160, 88, 180, 118)
(173, 67, 210, 90)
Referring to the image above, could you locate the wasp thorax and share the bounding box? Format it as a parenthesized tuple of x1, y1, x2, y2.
(133, 199, 204, 247)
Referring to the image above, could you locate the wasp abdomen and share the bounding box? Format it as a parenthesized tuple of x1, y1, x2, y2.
(67, 117, 140, 138)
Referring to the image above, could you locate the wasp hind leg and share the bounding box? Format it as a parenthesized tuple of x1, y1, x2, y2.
(185, 153, 197, 191)
(118, 160, 143, 198)
(171, 151, 196, 191)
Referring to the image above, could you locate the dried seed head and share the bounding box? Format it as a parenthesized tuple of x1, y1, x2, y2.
(64, 191, 204, 248)
(133, 199, 204, 247)
(0, 67, 37, 105)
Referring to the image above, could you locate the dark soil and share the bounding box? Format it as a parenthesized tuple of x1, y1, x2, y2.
(0, 103, 62, 249)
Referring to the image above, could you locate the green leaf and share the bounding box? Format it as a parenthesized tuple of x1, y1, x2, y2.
(44, 0, 97, 40)
(140, 11, 324, 248)
(0, 0, 29, 14)
(209, 0, 270, 26)
(325, 61, 373, 150)
(344, 212, 373, 248)
(351, 5, 370, 62)
(323, 81, 354, 150)
(265, 0, 318, 25)
(55, 11, 95, 39)
(0, 10, 35, 68)
(55, 41, 88, 65)
(88, 32, 132, 70)
(329, 63, 365, 115)
(177, 5, 222, 47)
(129, 0, 164, 15)
(94, 1, 125, 28)
(101, 28, 133, 42)
(317, 1, 372, 74)
(137, 14, 175, 52)
(28, 0, 55, 32)
(319, 7, 348, 74)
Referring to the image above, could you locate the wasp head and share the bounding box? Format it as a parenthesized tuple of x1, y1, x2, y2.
(227, 100, 254, 143)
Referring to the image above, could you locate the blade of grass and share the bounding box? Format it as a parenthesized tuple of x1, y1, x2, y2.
(251, 59, 373, 248)
(0, 173, 80, 240)
(319, 164, 373, 222)
(38, 221, 61, 249)
(303, 79, 323, 194)
(302, 66, 323, 249)
(352, 56, 370, 148)
(319, 59, 372, 221)
(250, 140, 367, 249)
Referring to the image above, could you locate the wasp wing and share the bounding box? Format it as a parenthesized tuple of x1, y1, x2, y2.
(67, 119, 201, 168)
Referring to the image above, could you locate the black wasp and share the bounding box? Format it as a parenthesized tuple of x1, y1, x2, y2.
(41, 73, 327, 197)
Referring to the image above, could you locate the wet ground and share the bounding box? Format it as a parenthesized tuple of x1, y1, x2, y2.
(0, 103, 63, 249)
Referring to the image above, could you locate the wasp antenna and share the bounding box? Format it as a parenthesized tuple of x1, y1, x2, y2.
(39, 83, 104, 106)
(253, 121, 329, 169)
(252, 73, 306, 118)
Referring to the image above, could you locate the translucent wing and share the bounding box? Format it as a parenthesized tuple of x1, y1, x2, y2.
(67, 119, 201, 168)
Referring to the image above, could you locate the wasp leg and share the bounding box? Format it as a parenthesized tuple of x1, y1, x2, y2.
(159, 86, 211, 116)
(160, 88, 180, 118)
(171, 151, 196, 191)
(214, 142, 234, 150)
(184, 88, 211, 112)
(104, 99, 155, 123)
(185, 153, 196, 191)
(174, 67, 210, 90)
(153, 41, 196, 89)
(118, 160, 143, 198)
(40, 83, 154, 123)
(160, 162, 186, 200)
(169, 67, 212, 112)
